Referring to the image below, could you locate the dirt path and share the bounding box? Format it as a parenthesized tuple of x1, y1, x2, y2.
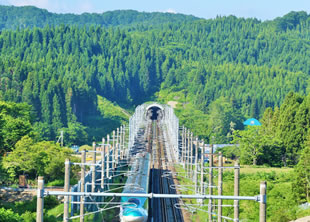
(167, 101, 178, 108)
(291, 216, 310, 222)
(0, 187, 64, 202)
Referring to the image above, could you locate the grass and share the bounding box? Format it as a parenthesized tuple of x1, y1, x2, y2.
(174, 162, 309, 222)
(84, 95, 131, 141)
(46, 203, 64, 221)
(240, 165, 293, 174)
(46, 203, 104, 222)
(97, 95, 130, 121)
(156, 88, 187, 104)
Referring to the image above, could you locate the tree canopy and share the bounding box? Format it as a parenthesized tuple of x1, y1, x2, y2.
(0, 10, 310, 143)
(3, 136, 74, 181)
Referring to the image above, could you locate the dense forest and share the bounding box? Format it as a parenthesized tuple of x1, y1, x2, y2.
(0, 5, 310, 221)
(0, 5, 198, 30)
(1, 7, 310, 163)
(1, 7, 310, 145)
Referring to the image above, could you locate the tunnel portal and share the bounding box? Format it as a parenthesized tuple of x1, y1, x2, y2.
(147, 106, 163, 120)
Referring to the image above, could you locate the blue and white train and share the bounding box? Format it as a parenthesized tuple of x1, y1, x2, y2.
(120, 152, 150, 222)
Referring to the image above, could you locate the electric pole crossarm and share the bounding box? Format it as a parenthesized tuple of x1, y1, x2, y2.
(45, 191, 261, 201)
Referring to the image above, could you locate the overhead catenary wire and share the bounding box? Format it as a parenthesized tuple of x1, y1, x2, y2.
(35, 104, 267, 222)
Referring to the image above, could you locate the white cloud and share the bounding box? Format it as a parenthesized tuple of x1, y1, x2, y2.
(165, 8, 177, 14)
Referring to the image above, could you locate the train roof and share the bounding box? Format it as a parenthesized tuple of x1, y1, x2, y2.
(123, 152, 150, 194)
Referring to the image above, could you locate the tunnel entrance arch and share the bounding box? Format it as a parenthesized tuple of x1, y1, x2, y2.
(146, 104, 164, 120)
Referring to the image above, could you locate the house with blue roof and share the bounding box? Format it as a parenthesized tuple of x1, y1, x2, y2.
(243, 118, 261, 126)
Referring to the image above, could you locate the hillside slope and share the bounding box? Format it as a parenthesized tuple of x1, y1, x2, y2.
(0, 9, 310, 144)
(0, 5, 199, 30)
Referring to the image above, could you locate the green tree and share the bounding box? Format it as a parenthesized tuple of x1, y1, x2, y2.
(3, 136, 74, 181)
(0, 101, 34, 155)
(276, 92, 304, 166)
(293, 131, 310, 203)
(207, 97, 244, 143)
(0, 208, 22, 222)
(233, 126, 263, 165)
(61, 121, 88, 146)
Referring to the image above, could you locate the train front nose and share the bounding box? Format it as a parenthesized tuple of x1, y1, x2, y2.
(121, 208, 147, 222)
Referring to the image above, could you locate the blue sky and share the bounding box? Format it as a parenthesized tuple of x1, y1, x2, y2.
(0, 0, 309, 20)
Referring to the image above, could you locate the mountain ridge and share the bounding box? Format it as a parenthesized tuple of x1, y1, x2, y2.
(0, 5, 200, 30)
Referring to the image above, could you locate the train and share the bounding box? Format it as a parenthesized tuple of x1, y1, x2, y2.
(120, 152, 150, 222)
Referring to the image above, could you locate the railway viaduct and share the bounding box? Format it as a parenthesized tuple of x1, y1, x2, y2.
(36, 102, 267, 222)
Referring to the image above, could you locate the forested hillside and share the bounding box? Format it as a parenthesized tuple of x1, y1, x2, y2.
(0, 5, 198, 30)
(1, 6, 310, 221)
(0, 7, 310, 146)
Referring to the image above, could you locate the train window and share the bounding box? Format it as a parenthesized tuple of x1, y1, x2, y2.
(127, 198, 140, 207)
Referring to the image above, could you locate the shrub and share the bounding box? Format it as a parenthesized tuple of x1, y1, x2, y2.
(0, 207, 22, 222)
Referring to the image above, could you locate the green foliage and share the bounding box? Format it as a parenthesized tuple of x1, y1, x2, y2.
(0, 196, 60, 222)
(2, 8, 310, 222)
(276, 92, 305, 166)
(206, 97, 244, 143)
(61, 122, 88, 146)
(97, 95, 130, 122)
(274, 11, 309, 32)
(174, 103, 209, 140)
(293, 138, 310, 203)
(0, 10, 310, 144)
(0, 208, 22, 222)
(2, 136, 75, 181)
(233, 126, 265, 165)
(231, 91, 310, 167)
(0, 101, 34, 155)
(21, 211, 35, 222)
(0, 6, 198, 30)
(216, 145, 240, 160)
(86, 95, 130, 138)
(159, 93, 244, 142)
(0, 7, 310, 167)
(221, 169, 302, 221)
(175, 163, 304, 222)
(45, 203, 64, 222)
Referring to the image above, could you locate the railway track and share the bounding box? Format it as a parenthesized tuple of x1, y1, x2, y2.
(149, 120, 184, 222)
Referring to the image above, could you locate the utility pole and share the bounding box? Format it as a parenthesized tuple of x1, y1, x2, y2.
(61, 130, 63, 147)
(234, 161, 240, 222)
(91, 142, 97, 211)
(36, 176, 44, 222)
(260, 181, 267, 222)
(101, 138, 105, 189)
(107, 134, 110, 182)
(57, 130, 64, 147)
(194, 137, 199, 194)
(218, 152, 223, 222)
(80, 150, 86, 222)
(120, 126, 123, 161)
(92, 142, 96, 193)
(190, 132, 193, 175)
(209, 145, 213, 222)
(112, 130, 115, 170)
(116, 128, 119, 165)
(200, 141, 205, 194)
(63, 159, 70, 222)
(200, 141, 205, 205)
(186, 129, 189, 175)
(182, 126, 185, 166)
(122, 125, 126, 159)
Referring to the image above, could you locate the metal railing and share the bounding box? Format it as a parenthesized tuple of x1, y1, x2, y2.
(35, 102, 267, 222)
